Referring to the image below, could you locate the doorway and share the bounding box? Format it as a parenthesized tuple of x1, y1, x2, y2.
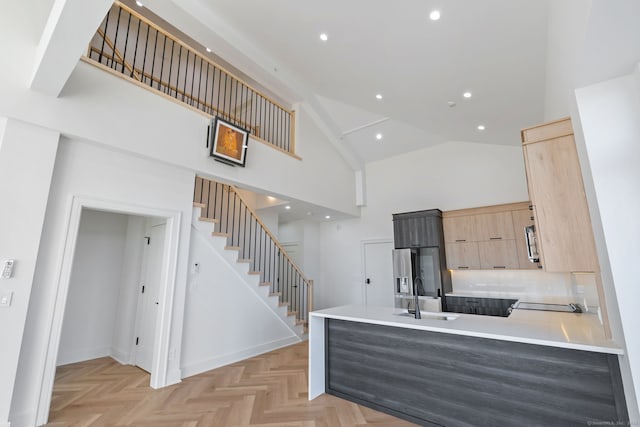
(362, 240, 394, 307)
(37, 197, 181, 426)
(56, 211, 165, 373)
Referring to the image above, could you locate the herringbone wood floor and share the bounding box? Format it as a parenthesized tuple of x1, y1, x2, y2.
(46, 342, 417, 426)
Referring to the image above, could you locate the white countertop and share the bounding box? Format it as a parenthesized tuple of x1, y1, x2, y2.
(310, 304, 623, 355)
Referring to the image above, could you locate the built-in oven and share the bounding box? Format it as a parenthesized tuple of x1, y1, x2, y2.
(525, 224, 540, 263)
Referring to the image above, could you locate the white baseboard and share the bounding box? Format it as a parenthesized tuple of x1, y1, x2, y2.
(181, 336, 301, 378)
(109, 347, 131, 365)
(56, 346, 111, 366)
(6, 410, 33, 427)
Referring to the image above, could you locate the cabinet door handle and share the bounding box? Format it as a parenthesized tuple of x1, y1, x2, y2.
(458, 266, 469, 269)
(493, 266, 506, 269)
(455, 239, 466, 242)
(489, 237, 502, 240)
(529, 205, 533, 210)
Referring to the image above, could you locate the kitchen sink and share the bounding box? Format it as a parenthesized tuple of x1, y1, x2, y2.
(392, 310, 458, 321)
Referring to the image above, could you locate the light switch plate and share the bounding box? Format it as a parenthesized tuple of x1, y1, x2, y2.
(2, 259, 15, 279)
(0, 291, 13, 307)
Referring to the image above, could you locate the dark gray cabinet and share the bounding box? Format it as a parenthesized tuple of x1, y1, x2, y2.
(326, 319, 628, 427)
(393, 209, 443, 249)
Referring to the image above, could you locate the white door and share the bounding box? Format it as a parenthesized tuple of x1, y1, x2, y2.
(363, 241, 395, 307)
(135, 222, 165, 373)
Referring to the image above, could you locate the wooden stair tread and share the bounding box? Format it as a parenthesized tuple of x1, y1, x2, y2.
(237, 259, 252, 263)
(269, 292, 281, 297)
(287, 311, 299, 317)
(212, 232, 230, 237)
(193, 202, 206, 208)
(279, 302, 289, 307)
(198, 217, 219, 223)
(259, 282, 272, 287)
(224, 246, 240, 251)
(248, 271, 261, 275)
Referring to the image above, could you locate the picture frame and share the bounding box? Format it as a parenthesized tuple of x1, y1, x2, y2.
(209, 117, 249, 167)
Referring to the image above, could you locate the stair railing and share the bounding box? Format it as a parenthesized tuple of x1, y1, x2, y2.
(194, 176, 313, 326)
(85, 1, 295, 154)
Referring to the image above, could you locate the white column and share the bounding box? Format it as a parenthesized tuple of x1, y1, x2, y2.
(575, 66, 640, 419)
(0, 118, 59, 425)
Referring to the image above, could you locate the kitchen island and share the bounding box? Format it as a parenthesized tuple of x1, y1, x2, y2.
(309, 305, 627, 427)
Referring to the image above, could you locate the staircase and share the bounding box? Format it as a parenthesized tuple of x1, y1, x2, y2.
(192, 176, 313, 336)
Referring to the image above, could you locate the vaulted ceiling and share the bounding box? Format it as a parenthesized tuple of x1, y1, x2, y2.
(172, 0, 550, 164)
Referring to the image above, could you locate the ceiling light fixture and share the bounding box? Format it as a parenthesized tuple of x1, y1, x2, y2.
(376, 94, 383, 100)
(285, 205, 291, 210)
(135, 0, 144, 6)
(325, 215, 331, 219)
(429, 10, 441, 21)
(477, 125, 486, 131)
(375, 133, 383, 140)
(463, 92, 472, 98)
(319, 33, 328, 41)
(206, 47, 212, 53)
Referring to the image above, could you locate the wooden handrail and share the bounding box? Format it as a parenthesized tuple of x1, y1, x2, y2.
(307, 279, 314, 314)
(114, 1, 293, 115)
(88, 46, 260, 135)
(95, 28, 142, 81)
(227, 184, 310, 284)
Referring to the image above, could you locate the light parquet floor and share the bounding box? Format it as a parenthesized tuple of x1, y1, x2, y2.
(46, 342, 417, 427)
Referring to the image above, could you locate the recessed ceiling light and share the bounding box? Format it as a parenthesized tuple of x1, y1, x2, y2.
(319, 33, 328, 41)
(375, 94, 383, 100)
(429, 10, 441, 21)
(463, 92, 472, 98)
(285, 205, 291, 210)
(477, 125, 486, 131)
(375, 133, 383, 140)
(325, 215, 331, 219)
(135, 0, 144, 6)
(206, 47, 212, 53)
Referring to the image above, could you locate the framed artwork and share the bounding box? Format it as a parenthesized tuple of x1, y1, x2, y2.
(209, 117, 249, 167)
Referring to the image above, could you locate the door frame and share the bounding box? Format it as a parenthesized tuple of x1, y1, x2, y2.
(36, 196, 182, 425)
(361, 239, 394, 305)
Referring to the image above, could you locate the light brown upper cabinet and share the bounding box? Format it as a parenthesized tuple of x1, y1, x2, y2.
(443, 216, 479, 243)
(478, 240, 519, 269)
(474, 212, 515, 241)
(443, 202, 532, 270)
(444, 242, 481, 270)
(521, 118, 599, 273)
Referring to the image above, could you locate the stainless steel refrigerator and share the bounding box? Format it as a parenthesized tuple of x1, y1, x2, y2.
(392, 247, 443, 310)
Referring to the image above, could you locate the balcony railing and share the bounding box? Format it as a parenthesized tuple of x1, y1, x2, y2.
(194, 176, 313, 326)
(86, 1, 295, 154)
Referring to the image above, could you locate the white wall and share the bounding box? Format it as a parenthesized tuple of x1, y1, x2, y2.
(575, 68, 640, 419)
(181, 221, 298, 377)
(543, 0, 592, 121)
(9, 138, 194, 426)
(57, 209, 129, 366)
(317, 141, 530, 309)
(0, 119, 59, 427)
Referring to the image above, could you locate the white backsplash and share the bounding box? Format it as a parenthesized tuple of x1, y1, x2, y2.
(450, 270, 600, 312)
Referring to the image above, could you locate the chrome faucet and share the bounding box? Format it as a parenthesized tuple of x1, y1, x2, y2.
(413, 277, 422, 319)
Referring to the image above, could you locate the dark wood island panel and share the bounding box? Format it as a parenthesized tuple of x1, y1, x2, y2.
(326, 319, 628, 427)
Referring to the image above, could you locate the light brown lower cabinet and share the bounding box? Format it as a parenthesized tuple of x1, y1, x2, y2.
(478, 240, 519, 269)
(445, 242, 481, 270)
